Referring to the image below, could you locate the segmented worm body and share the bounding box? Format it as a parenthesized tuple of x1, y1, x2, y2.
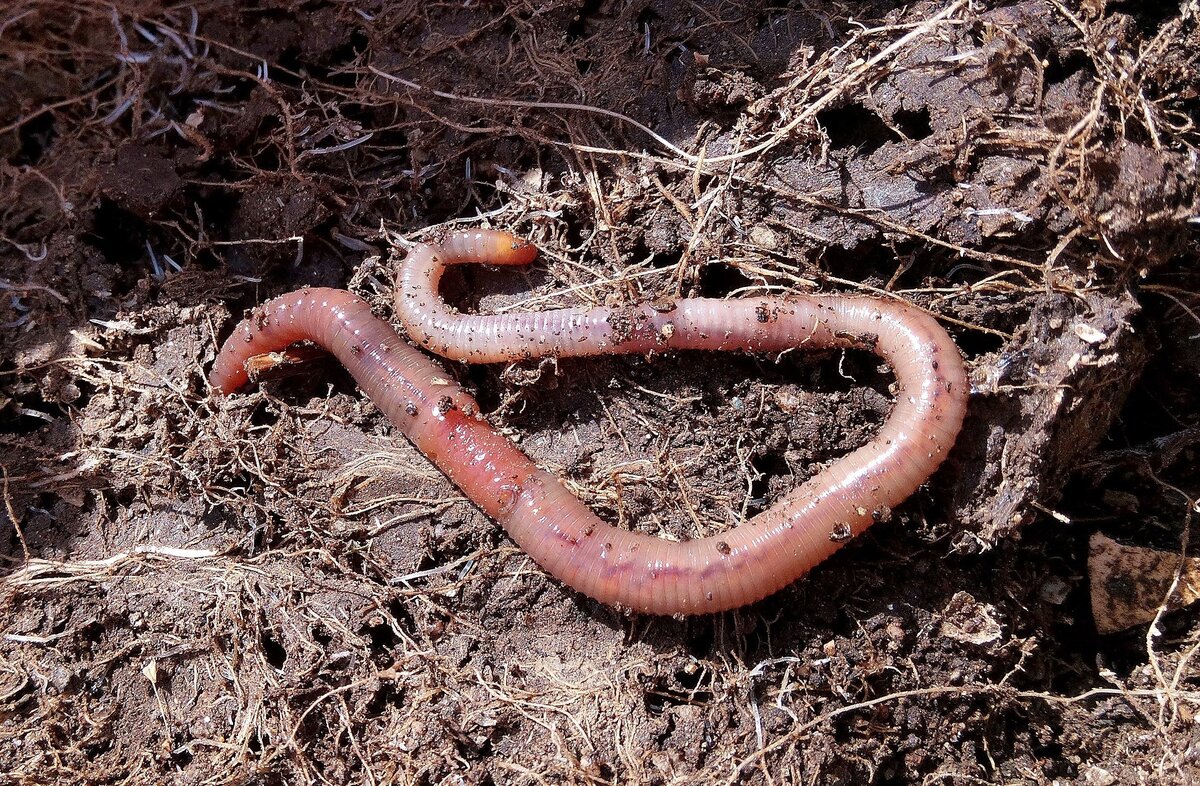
(212, 230, 968, 614)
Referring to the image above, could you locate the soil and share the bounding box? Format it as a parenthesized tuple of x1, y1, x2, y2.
(1, 1, 1199, 784)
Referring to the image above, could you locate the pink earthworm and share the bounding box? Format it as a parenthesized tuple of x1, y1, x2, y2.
(212, 230, 968, 615)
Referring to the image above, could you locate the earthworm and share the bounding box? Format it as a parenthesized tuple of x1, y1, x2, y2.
(212, 230, 968, 615)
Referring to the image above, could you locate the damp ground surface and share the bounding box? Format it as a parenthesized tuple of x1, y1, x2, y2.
(1, 1, 1199, 784)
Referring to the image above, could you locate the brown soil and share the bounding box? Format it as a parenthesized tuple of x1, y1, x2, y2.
(2, 1, 1199, 784)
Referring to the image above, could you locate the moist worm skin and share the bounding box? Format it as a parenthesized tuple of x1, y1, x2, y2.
(211, 230, 968, 615)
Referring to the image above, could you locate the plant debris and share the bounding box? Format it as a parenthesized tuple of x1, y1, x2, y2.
(1089, 532, 1200, 635)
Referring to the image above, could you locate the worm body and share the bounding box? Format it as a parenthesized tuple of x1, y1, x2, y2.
(212, 230, 968, 615)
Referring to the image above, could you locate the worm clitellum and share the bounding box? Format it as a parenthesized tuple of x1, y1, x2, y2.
(211, 230, 968, 615)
